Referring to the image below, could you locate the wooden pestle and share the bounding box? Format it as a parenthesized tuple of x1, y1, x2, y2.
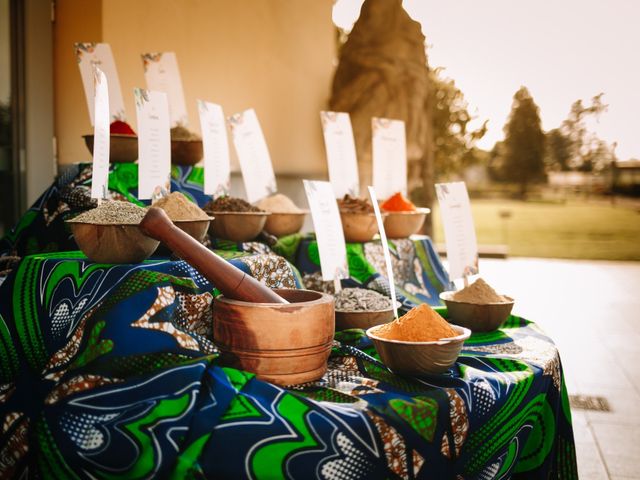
(139, 207, 287, 304)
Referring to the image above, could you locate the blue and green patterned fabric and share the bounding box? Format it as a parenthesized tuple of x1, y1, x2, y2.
(0, 163, 210, 266)
(0, 164, 577, 478)
(272, 234, 453, 308)
(0, 252, 577, 478)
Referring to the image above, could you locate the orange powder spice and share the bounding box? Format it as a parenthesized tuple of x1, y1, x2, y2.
(374, 304, 457, 342)
(381, 192, 417, 212)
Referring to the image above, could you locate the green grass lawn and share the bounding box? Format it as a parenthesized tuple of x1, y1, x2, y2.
(432, 199, 640, 261)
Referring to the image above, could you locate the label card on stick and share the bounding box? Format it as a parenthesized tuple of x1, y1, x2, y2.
(303, 180, 348, 284)
(435, 181, 479, 281)
(368, 186, 399, 319)
(90, 68, 110, 200)
(372, 117, 407, 199)
(320, 111, 359, 198)
(198, 100, 230, 197)
(75, 43, 126, 125)
(142, 52, 189, 127)
(228, 109, 277, 203)
(135, 88, 171, 200)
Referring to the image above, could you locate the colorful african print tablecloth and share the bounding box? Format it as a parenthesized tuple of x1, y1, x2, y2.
(0, 163, 577, 478)
(0, 251, 577, 478)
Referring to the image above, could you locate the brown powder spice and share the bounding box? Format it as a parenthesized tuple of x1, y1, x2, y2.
(338, 194, 374, 214)
(451, 278, 507, 304)
(374, 304, 457, 342)
(154, 192, 210, 221)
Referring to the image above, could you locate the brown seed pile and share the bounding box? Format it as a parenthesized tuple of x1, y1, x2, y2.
(334, 288, 392, 311)
(373, 304, 457, 342)
(256, 193, 302, 213)
(71, 200, 147, 225)
(338, 194, 374, 214)
(451, 278, 507, 304)
(153, 192, 209, 221)
(204, 196, 264, 213)
(170, 125, 201, 141)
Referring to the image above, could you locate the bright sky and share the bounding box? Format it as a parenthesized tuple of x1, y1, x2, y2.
(333, 0, 640, 161)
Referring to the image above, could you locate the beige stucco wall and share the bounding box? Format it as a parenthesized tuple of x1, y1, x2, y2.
(55, 0, 335, 177)
(54, 0, 102, 164)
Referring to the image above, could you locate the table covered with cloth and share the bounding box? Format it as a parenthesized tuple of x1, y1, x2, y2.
(0, 251, 577, 478)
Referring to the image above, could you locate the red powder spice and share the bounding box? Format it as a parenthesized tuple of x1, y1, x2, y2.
(381, 192, 416, 212)
(110, 120, 136, 136)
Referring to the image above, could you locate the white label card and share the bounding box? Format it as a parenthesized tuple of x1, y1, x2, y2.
(320, 111, 359, 198)
(228, 109, 277, 203)
(372, 117, 407, 199)
(435, 182, 479, 281)
(198, 100, 230, 197)
(142, 52, 189, 127)
(75, 43, 126, 125)
(303, 180, 348, 282)
(368, 186, 398, 319)
(90, 68, 110, 199)
(135, 88, 171, 200)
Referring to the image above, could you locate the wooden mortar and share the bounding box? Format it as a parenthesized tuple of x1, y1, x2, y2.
(214, 289, 335, 386)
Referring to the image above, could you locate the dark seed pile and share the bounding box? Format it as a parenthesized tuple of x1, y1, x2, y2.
(204, 196, 264, 213)
(334, 288, 392, 311)
(337, 194, 374, 214)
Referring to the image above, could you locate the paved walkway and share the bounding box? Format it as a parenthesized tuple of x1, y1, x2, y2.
(479, 258, 640, 479)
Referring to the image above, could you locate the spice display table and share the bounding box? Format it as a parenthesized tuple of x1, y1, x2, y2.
(0, 251, 577, 478)
(0, 164, 577, 477)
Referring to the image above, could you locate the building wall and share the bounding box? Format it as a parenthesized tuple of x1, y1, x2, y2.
(24, 0, 55, 205)
(54, 0, 335, 179)
(53, 0, 102, 164)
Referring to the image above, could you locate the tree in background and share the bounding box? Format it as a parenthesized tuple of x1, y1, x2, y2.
(562, 94, 615, 172)
(545, 128, 572, 172)
(429, 68, 488, 180)
(407, 67, 487, 213)
(544, 94, 617, 173)
(501, 87, 546, 198)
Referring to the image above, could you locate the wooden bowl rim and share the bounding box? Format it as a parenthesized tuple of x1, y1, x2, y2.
(171, 217, 215, 223)
(382, 208, 431, 216)
(265, 210, 309, 216)
(65, 219, 142, 227)
(339, 211, 384, 217)
(215, 288, 333, 307)
(206, 211, 270, 217)
(170, 138, 202, 144)
(439, 291, 515, 306)
(83, 133, 138, 139)
(366, 324, 471, 345)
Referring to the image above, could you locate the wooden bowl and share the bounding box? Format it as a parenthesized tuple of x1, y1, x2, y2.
(382, 208, 430, 239)
(340, 211, 380, 243)
(213, 288, 335, 385)
(155, 217, 213, 256)
(439, 291, 515, 332)
(207, 211, 269, 242)
(173, 218, 213, 243)
(83, 134, 138, 163)
(366, 324, 470, 375)
(335, 302, 400, 330)
(263, 211, 307, 237)
(67, 221, 159, 264)
(171, 139, 203, 166)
